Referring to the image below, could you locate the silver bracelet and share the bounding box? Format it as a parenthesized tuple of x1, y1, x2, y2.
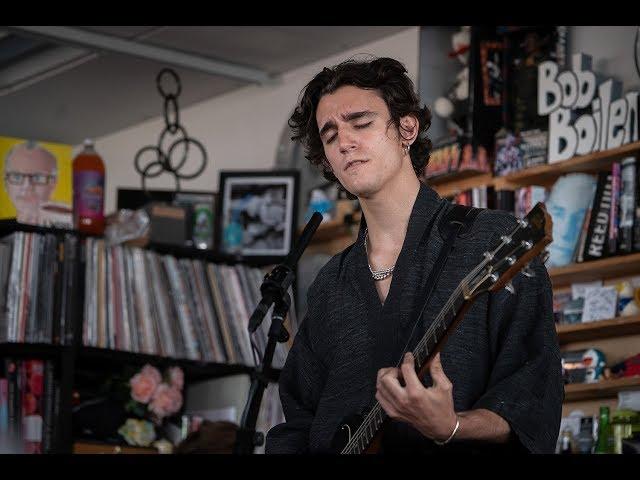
(433, 416, 460, 446)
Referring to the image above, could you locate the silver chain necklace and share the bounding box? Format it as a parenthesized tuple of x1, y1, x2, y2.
(364, 228, 395, 281)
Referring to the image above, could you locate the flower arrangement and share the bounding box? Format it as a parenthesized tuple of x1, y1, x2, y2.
(117, 364, 184, 447)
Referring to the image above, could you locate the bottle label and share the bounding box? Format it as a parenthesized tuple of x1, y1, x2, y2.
(74, 171, 104, 221)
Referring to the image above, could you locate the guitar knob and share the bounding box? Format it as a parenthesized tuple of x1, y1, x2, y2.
(505, 281, 516, 295)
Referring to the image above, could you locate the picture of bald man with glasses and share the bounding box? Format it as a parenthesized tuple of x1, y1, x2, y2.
(3, 140, 72, 227)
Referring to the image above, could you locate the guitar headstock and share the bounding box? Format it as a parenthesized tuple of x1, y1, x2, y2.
(464, 202, 553, 299)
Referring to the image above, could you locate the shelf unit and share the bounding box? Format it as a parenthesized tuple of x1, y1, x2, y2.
(564, 377, 640, 402)
(435, 143, 640, 411)
(0, 221, 282, 453)
(548, 252, 640, 288)
(556, 316, 640, 345)
(429, 140, 640, 198)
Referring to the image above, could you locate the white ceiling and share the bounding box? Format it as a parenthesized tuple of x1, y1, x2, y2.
(0, 26, 410, 144)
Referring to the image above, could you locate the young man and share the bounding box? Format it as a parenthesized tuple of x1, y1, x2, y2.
(266, 57, 563, 454)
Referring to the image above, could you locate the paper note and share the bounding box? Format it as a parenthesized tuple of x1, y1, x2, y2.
(581, 286, 618, 322)
(572, 280, 603, 300)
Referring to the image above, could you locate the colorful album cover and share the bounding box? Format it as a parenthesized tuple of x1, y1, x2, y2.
(0, 136, 73, 228)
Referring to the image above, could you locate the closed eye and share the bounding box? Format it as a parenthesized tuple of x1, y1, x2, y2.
(324, 121, 373, 144)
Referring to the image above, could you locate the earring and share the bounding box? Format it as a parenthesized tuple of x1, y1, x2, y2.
(404, 144, 411, 155)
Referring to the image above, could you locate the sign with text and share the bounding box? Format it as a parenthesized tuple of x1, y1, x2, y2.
(538, 53, 639, 163)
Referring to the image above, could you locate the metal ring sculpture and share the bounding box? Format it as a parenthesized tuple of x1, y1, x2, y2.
(134, 68, 208, 193)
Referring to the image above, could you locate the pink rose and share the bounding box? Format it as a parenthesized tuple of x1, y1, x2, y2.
(168, 367, 184, 391)
(129, 364, 161, 404)
(149, 383, 183, 419)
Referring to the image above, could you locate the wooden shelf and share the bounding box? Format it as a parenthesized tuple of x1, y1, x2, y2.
(498, 140, 640, 188)
(430, 172, 494, 198)
(564, 376, 640, 402)
(309, 218, 357, 243)
(429, 140, 640, 196)
(548, 252, 640, 288)
(73, 440, 158, 454)
(557, 315, 640, 344)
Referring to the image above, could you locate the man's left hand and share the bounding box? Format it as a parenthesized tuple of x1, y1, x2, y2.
(375, 352, 458, 443)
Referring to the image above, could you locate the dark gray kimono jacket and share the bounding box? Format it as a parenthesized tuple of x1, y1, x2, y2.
(266, 183, 563, 454)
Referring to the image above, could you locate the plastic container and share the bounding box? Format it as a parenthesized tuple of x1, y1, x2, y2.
(73, 139, 105, 235)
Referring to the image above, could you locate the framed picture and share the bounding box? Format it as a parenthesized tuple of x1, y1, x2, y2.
(217, 170, 299, 259)
(0, 135, 73, 228)
(117, 188, 217, 250)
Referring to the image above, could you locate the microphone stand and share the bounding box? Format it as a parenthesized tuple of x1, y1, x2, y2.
(233, 212, 323, 454)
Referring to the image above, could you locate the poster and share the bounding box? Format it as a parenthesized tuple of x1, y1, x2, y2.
(0, 136, 73, 228)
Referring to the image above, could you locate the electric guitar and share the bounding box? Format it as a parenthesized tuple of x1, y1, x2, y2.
(331, 202, 553, 454)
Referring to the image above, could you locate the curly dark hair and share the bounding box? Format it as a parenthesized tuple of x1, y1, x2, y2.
(289, 56, 433, 196)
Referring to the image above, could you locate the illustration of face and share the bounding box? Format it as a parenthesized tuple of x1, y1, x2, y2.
(4, 143, 57, 223)
(546, 174, 596, 267)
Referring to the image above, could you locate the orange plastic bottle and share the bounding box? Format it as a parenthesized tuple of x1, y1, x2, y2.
(73, 139, 105, 235)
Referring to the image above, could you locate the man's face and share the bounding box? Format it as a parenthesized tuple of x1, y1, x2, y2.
(316, 85, 406, 198)
(4, 146, 57, 212)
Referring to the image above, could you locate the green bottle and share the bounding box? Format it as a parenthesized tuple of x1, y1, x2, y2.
(594, 406, 611, 454)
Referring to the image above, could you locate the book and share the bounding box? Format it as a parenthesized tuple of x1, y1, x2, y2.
(178, 258, 208, 361)
(515, 186, 547, 219)
(63, 235, 78, 346)
(0, 377, 8, 435)
(582, 172, 613, 261)
(146, 251, 176, 357)
(41, 361, 56, 453)
(546, 173, 597, 268)
(574, 203, 592, 264)
(206, 263, 237, 364)
(493, 189, 516, 214)
(609, 161, 621, 255)
(4, 358, 21, 449)
(162, 255, 199, 360)
(0, 235, 14, 343)
(618, 157, 636, 253)
(192, 259, 225, 363)
(21, 359, 44, 454)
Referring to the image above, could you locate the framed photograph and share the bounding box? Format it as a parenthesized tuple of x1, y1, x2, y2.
(217, 170, 299, 259)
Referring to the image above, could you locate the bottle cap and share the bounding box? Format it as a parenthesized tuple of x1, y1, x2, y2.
(83, 138, 94, 147)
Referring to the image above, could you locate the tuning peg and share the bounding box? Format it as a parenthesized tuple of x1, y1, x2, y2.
(522, 263, 535, 278)
(504, 281, 516, 295)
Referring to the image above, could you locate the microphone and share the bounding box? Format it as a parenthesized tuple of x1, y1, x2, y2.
(247, 211, 323, 333)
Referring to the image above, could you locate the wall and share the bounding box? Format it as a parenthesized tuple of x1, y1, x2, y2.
(570, 26, 639, 91)
(94, 27, 420, 214)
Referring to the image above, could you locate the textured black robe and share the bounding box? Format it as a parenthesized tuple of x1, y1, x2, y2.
(266, 183, 563, 454)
